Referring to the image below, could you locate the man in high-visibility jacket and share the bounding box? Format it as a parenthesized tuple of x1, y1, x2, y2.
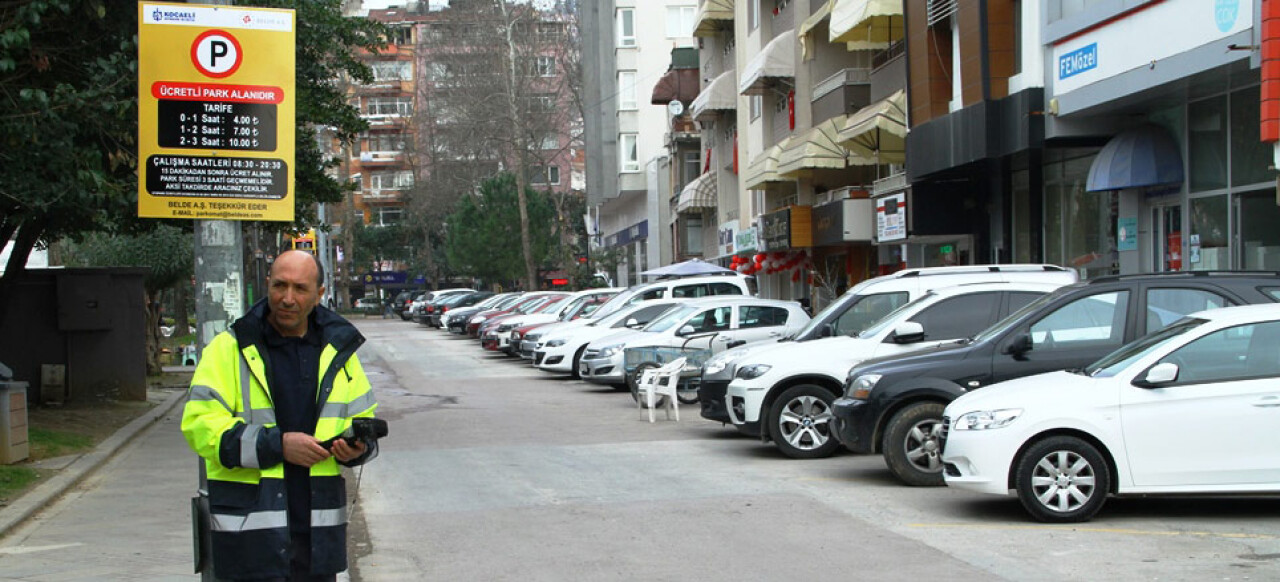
(182, 250, 378, 581)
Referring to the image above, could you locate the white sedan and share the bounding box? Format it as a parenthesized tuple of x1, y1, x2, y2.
(533, 299, 686, 377)
(941, 303, 1280, 523)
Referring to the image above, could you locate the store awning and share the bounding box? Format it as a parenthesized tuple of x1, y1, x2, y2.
(692, 69, 738, 121)
(651, 68, 701, 106)
(798, 0, 834, 60)
(829, 0, 904, 50)
(741, 141, 790, 190)
(778, 117, 857, 177)
(1086, 125, 1185, 192)
(838, 89, 907, 164)
(739, 29, 796, 95)
(676, 172, 718, 213)
(694, 0, 735, 37)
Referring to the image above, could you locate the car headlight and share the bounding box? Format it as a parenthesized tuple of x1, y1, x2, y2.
(525, 333, 542, 342)
(704, 359, 731, 375)
(953, 409, 1022, 431)
(735, 364, 772, 380)
(847, 374, 882, 399)
(546, 339, 567, 347)
(599, 344, 624, 358)
(473, 316, 488, 323)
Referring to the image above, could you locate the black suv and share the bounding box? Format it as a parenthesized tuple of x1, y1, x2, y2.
(832, 271, 1280, 486)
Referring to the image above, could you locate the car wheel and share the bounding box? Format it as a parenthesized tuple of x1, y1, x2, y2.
(882, 402, 947, 486)
(570, 346, 587, 379)
(767, 384, 841, 459)
(628, 362, 666, 409)
(1014, 436, 1110, 523)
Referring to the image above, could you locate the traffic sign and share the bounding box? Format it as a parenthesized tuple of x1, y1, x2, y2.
(138, 3, 295, 221)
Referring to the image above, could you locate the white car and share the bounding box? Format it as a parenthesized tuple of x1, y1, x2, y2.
(533, 300, 687, 377)
(580, 297, 811, 388)
(724, 281, 1068, 459)
(492, 288, 621, 354)
(941, 303, 1280, 523)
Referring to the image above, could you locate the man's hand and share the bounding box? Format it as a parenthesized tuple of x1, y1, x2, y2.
(331, 437, 368, 463)
(282, 432, 331, 467)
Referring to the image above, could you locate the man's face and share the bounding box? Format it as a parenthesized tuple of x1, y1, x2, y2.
(267, 252, 324, 337)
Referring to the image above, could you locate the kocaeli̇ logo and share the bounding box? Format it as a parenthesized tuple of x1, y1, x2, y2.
(1216, 0, 1239, 33)
(1058, 43, 1097, 80)
(152, 8, 196, 23)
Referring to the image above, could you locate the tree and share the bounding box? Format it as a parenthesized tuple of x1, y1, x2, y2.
(445, 173, 554, 285)
(62, 225, 194, 376)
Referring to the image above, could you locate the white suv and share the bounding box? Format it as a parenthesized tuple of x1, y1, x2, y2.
(533, 299, 687, 377)
(725, 279, 1075, 459)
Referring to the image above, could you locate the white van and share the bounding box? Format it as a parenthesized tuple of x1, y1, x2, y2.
(587, 274, 756, 322)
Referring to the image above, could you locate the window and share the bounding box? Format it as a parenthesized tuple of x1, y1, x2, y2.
(536, 56, 556, 77)
(375, 207, 402, 226)
(1157, 321, 1280, 384)
(528, 94, 556, 113)
(1189, 95, 1227, 192)
(617, 8, 636, 47)
(529, 165, 560, 185)
(426, 62, 448, 82)
(666, 6, 696, 38)
(907, 293, 1000, 341)
(1007, 292, 1043, 314)
(366, 97, 412, 116)
(686, 306, 733, 333)
(385, 26, 412, 46)
(683, 151, 701, 185)
(371, 61, 412, 81)
(1145, 288, 1231, 333)
(538, 132, 559, 150)
(620, 133, 639, 172)
(708, 282, 744, 296)
(750, 95, 762, 120)
(834, 292, 910, 336)
(739, 305, 788, 329)
(371, 170, 414, 190)
(618, 71, 637, 110)
(682, 215, 703, 256)
(671, 284, 708, 298)
(536, 23, 562, 42)
(748, 0, 760, 31)
(1030, 291, 1129, 349)
(368, 133, 406, 152)
(613, 303, 674, 328)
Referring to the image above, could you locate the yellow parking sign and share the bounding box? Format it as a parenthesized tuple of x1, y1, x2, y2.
(138, 2, 295, 222)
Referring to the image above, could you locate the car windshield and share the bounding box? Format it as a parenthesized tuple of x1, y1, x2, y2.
(535, 297, 567, 314)
(856, 292, 937, 339)
(588, 287, 640, 319)
(969, 289, 1062, 344)
(1084, 317, 1206, 377)
(791, 290, 908, 341)
(643, 304, 699, 333)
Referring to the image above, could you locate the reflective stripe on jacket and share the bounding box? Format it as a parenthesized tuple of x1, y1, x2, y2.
(181, 301, 376, 579)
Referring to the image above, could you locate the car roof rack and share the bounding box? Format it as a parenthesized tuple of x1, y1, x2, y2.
(1085, 270, 1280, 285)
(892, 264, 1070, 278)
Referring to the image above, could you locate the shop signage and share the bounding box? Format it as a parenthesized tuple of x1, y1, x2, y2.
(717, 221, 739, 257)
(1051, 0, 1251, 97)
(761, 208, 792, 251)
(138, 2, 296, 221)
(363, 271, 406, 284)
(876, 193, 907, 242)
(735, 226, 759, 253)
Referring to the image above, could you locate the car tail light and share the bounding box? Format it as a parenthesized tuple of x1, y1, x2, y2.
(442, 306, 449, 312)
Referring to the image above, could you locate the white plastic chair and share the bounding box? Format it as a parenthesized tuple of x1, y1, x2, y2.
(636, 357, 687, 423)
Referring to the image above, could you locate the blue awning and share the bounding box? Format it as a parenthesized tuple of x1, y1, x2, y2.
(1086, 125, 1184, 192)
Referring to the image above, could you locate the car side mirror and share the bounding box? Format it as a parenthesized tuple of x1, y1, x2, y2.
(818, 323, 835, 338)
(678, 325, 697, 336)
(625, 318, 641, 328)
(1135, 362, 1179, 387)
(891, 321, 925, 344)
(727, 339, 747, 349)
(1003, 333, 1033, 360)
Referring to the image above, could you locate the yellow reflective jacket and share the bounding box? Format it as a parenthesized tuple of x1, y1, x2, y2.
(181, 301, 377, 579)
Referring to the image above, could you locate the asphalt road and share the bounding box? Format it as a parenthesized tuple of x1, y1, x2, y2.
(348, 318, 1280, 581)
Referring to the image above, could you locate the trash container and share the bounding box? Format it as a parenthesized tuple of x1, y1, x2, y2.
(0, 378, 29, 464)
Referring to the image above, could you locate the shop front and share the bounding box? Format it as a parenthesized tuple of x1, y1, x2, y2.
(754, 205, 813, 301)
(810, 196, 876, 310)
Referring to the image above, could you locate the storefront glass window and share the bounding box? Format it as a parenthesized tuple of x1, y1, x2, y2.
(1189, 195, 1228, 270)
(1231, 86, 1271, 188)
(1238, 190, 1280, 270)
(1044, 152, 1116, 278)
(1188, 95, 1227, 192)
(1043, 180, 1064, 267)
(1012, 168, 1032, 263)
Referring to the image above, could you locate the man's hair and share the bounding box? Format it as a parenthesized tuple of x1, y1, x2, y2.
(272, 250, 324, 288)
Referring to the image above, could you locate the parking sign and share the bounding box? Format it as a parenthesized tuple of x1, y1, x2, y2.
(138, 2, 295, 221)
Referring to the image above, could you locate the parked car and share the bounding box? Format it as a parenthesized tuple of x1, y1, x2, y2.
(392, 290, 422, 320)
(477, 293, 568, 347)
(444, 292, 522, 334)
(579, 274, 757, 326)
(412, 288, 475, 324)
(353, 296, 381, 312)
(490, 288, 620, 355)
(834, 271, 1280, 486)
(533, 300, 688, 378)
(516, 292, 619, 358)
(580, 297, 810, 389)
(699, 265, 1078, 429)
(942, 303, 1280, 522)
(723, 281, 1069, 459)
(428, 291, 493, 328)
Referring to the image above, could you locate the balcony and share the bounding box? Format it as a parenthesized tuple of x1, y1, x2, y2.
(354, 151, 406, 166)
(358, 188, 404, 204)
(361, 114, 411, 128)
(356, 79, 414, 95)
(871, 171, 908, 197)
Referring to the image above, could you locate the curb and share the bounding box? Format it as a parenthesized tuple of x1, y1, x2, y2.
(0, 388, 187, 538)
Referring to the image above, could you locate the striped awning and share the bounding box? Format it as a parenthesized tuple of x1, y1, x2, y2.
(694, 0, 735, 37)
(838, 90, 907, 164)
(739, 29, 796, 95)
(778, 116, 863, 177)
(692, 69, 737, 121)
(741, 140, 790, 190)
(830, 0, 904, 50)
(798, 0, 834, 60)
(676, 171, 718, 213)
